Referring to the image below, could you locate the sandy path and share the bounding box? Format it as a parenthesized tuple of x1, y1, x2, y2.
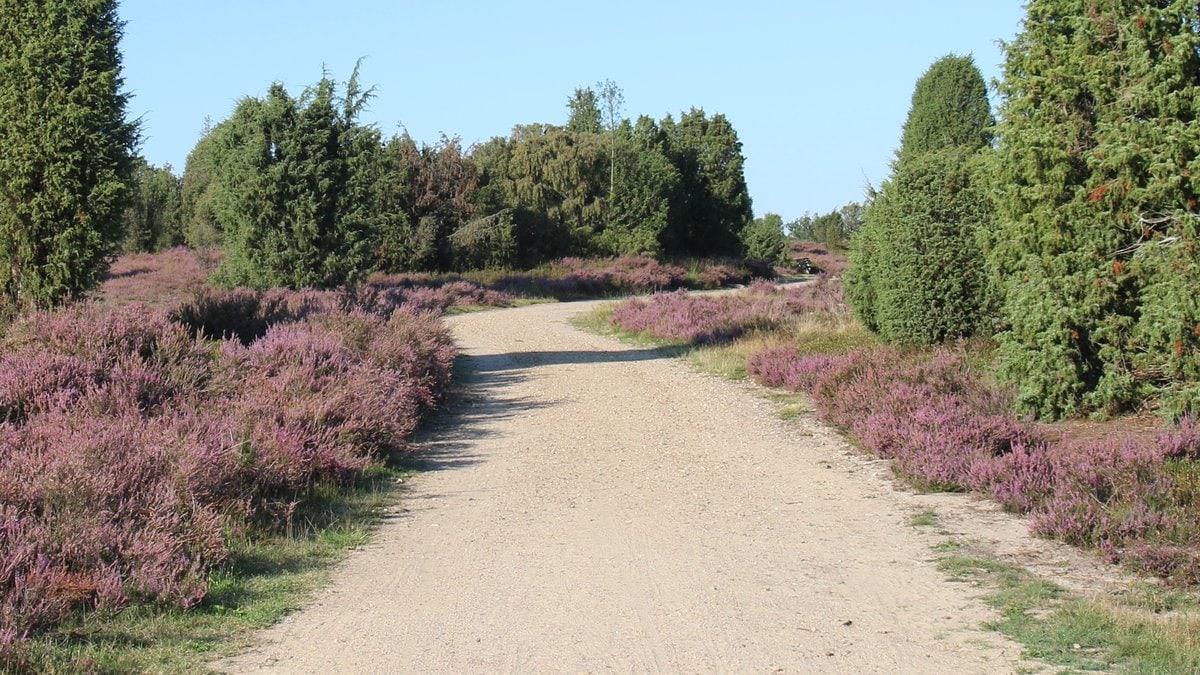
(219, 299, 1029, 673)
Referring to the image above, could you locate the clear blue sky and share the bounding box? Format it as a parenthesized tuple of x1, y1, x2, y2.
(119, 1, 1025, 221)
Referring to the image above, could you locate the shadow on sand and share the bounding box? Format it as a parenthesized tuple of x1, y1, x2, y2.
(400, 345, 678, 476)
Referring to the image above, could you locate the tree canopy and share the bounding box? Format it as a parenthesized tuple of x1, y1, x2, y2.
(0, 0, 137, 312)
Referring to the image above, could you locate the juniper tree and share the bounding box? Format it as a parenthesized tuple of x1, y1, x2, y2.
(0, 0, 137, 312)
(989, 1, 1200, 418)
(846, 54, 994, 345)
(214, 68, 381, 289)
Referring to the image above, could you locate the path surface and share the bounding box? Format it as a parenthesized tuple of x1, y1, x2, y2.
(219, 300, 1032, 673)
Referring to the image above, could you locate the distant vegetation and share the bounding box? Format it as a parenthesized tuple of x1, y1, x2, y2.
(170, 71, 756, 287)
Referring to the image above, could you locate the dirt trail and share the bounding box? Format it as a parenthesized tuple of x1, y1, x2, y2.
(219, 299, 1043, 673)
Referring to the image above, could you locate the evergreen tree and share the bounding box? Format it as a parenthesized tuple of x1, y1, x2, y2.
(214, 68, 381, 289)
(374, 133, 479, 272)
(121, 158, 183, 253)
(846, 54, 994, 345)
(598, 116, 681, 256)
(866, 147, 992, 344)
(990, 1, 1200, 418)
(565, 87, 602, 133)
(180, 118, 231, 250)
(662, 109, 754, 256)
(741, 213, 787, 263)
(0, 0, 137, 312)
(898, 55, 993, 163)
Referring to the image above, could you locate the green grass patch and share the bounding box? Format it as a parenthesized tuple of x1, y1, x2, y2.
(938, 553, 1200, 673)
(18, 465, 410, 673)
(766, 391, 811, 421)
(569, 303, 620, 336)
(910, 509, 940, 528)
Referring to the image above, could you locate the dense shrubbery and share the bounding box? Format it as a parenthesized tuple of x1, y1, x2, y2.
(180, 76, 757, 286)
(0, 289, 454, 658)
(609, 276, 844, 344)
(746, 344, 1200, 584)
(988, 3, 1200, 419)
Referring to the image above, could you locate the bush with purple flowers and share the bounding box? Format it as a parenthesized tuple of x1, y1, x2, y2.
(0, 286, 455, 657)
(609, 278, 847, 345)
(746, 342, 1200, 583)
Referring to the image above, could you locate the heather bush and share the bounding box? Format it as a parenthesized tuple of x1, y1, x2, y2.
(0, 288, 456, 654)
(1026, 436, 1175, 548)
(789, 241, 848, 277)
(610, 279, 846, 345)
(552, 255, 686, 293)
(489, 255, 766, 299)
(746, 336, 1200, 583)
(100, 247, 210, 309)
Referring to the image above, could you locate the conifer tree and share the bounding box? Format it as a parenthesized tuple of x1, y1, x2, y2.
(214, 68, 380, 289)
(662, 110, 754, 256)
(846, 54, 994, 345)
(990, 1, 1200, 418)
(0, 0, 137, 312)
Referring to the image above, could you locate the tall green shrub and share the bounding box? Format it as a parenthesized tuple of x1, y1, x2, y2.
(0, 0, 137, 312)
(989, 2, 1200, 418)
(868, 147, 993, 344)
(214, 69, 380, 289)
(741, 213, 786, 263)
(846, 54, 994, 345)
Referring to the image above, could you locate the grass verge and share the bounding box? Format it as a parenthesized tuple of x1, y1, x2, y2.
(906, 508, 1200, 674)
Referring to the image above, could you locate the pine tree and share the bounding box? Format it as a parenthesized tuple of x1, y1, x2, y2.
(989, 1, 1200, 418)
(846, 54, 994, 345)
(0, 0, 137, 312)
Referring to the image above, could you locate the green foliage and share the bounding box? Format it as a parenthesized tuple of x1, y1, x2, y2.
(0, 0, 137, 312)
(788, 202, 864, 249)
(846, 54, 994, 346)
(213, 67, 381, 289)
(898, 54, 994, 164)
(599, 116, 681, 256)
(374, 133, 480, 272)
(662, 110, 754, 256)
(187, 78, 754, 275)
(858, 148, 993, 344)
(470, 105, 752, 263)
(180, 119, 231, 250)
(565, 87, 602, 133)
(741, 213, 786, 263)
(121, 158, 183, 253)
(989, 2, 1200, 418)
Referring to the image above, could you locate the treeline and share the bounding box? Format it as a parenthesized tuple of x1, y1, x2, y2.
(1, 0, 757, 314)
(846, 2, 1200, 420)
(126, 72, 755, 288)
(786, 202, 865, 250)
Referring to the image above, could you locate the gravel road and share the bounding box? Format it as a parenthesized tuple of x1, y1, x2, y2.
(218, 299, 1033, 674)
